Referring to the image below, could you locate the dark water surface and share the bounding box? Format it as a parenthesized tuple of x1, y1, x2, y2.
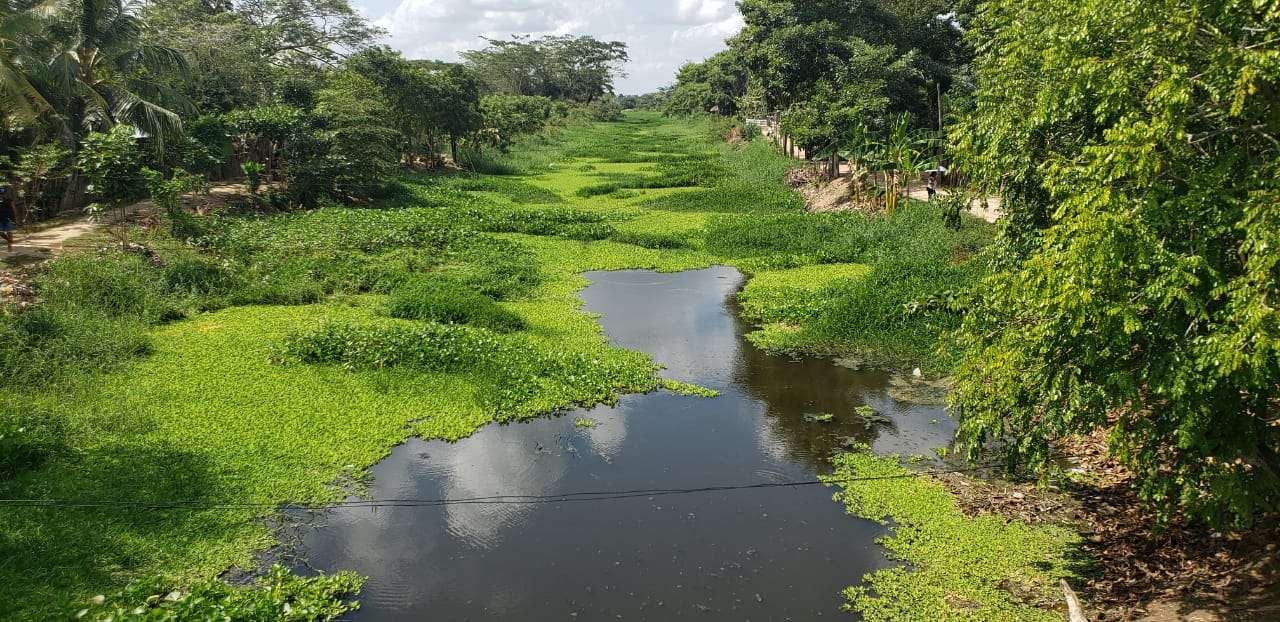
(292, 267, 954, 621)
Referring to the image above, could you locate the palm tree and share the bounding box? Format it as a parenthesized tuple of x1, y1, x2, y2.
(27, 0, 193, 207)
(0, 0, 54, 124)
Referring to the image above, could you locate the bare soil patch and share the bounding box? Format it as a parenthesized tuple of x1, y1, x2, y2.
(936, 433, 1279, 622)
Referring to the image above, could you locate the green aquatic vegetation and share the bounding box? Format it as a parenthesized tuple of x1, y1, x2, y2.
(424, 173, 565, 205)
(272, 319, 519, 375)
(804, 412, 836, 424)
(658, 378, 720, 398)
(384, 277, 526, 333)
(851, 405, 891, 426)
(573, 417, 597, 428)
(3, 111, 1004, 619)
(207, 207, 459, 257)
(574, 154, 727, 197)
(738, 264, 869, 325)
(75, 565, 363, 621)
(639, 181, 800, 214)
(825, 451, 1081, 622)
(272, 319, 660, 418)
(609, 230, 691, 250)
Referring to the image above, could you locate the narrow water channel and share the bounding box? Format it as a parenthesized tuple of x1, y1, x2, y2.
(291, 267, 956, 620)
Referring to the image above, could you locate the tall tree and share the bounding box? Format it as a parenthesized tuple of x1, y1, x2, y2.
(235, 0, 382, 67)
(462, 34, 628, 103)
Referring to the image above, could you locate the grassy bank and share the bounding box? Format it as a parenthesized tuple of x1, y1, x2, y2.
(2, 112, 1040, 620)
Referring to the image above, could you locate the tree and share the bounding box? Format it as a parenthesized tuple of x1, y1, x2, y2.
(347, 46, 438, 162)
(729, 0, 965, 123)
(663, 50, 747, 115)
(235, 0, 381, 68)
(25, 0, 194, 208)
(140, 0, 271, 112)
(312, 71, 397, 201)
(462, 35, 628, 103)
(951, 0, 1280, 527)
(478, 94, 553, 151)
(0, 0, 53, 124)
(432, 64, 482, 163)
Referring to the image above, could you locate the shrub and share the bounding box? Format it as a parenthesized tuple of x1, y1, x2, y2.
(587, 96, 624, 122)
(164, 256, 239, 296)
(384, 277, 525, 333)
(77, 125, 144, 206)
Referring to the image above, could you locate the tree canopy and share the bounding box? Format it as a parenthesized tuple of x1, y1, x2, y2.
(462, 34, 628, 103)
(951, 0, 1280, 527)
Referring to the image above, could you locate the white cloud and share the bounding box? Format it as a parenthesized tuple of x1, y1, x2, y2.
(354, 0, 744, 93)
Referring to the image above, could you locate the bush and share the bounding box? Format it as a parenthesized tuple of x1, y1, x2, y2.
(164, 256, 239, 296)
(808, 260, 979, 367)
(77, 125, 144, 205)
(587, 96, 624, 122)
(384, 277, 525, 333)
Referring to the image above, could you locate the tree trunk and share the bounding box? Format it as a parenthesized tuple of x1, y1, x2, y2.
(450, 134, 458, 164)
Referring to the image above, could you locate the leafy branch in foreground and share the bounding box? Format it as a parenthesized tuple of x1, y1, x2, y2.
(951, 0, 1280, 527)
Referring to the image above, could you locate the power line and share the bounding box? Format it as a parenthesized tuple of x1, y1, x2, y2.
(0, 461, 1004, 512)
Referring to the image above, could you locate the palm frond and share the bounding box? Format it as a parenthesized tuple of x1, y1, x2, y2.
(106, 84, 183, 150)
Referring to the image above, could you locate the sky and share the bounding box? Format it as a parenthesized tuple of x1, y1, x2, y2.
(349, 0, 744, 94)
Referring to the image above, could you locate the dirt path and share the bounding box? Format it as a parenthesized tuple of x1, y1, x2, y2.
(1, 182, 248, 263)
(906, 185, 1003, 223)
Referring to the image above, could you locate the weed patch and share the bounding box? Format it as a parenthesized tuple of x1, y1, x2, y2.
(384, 276, 525, 332)
(825, 450, 1081, 621)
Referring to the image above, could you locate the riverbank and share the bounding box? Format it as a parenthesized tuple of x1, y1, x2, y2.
(2, 112, 1057, 620)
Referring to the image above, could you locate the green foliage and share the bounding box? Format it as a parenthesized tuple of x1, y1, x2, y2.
(241, 162, 266, 194)
(384, 276, 526, 333)
(75, 565, 363, 621)
(77, 125, 144, 205)
(143, 168, 207, 240)
(479, 95, 554, 151)
(664, 50, 747, 116)
(0, 252, 182, 386)
(586, 95, 624, 122)
(313, 71, 399, 201)
(273, 319, 658, 417)
(609, 230, 690, 250)
(9, 143, 71, 222)
(715, 203, 992, 368)
(824, 450, 1080, 621)
(951, 0, 1280, 526)
(462, 35, 629, 103)
(658, 379, 720, 398)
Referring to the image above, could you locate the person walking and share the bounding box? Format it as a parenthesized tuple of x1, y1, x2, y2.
(926, 170, 938, 201)
(0, 186, 15, 252)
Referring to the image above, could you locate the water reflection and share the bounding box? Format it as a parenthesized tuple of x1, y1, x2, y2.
(291, 267, 955, 620)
